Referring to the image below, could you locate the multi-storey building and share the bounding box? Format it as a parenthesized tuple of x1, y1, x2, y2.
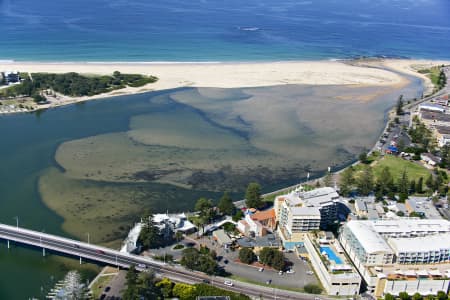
(274, 187, 340, 241)
(339, 219, 450, 296)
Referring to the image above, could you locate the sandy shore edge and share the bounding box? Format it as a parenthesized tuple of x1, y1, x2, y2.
(0, 59, 448, 112)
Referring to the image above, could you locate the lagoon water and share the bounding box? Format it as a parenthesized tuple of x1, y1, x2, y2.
(0, 0, 449, 61)
(0, 80, 422, 298)
(0, 0, 446, 298)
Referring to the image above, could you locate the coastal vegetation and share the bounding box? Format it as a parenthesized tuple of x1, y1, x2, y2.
(180, 246, 220, 275)
(418, 66, 447, 92)
(123, 266, 250, 300)
(0, 71, 157, 99)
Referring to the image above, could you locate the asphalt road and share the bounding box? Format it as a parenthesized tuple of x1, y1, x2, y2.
(0, 224, 326, 300)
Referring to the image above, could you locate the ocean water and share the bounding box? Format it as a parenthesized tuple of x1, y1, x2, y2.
(0, 0, 449, 61)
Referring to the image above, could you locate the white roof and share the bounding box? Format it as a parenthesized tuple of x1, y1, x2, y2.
(371, 219, 450, 234)
(388, 233, 450, 253)
(291, 207, 321, 217)
(346, 221, 393, 254)
(285, 187, 339, 208)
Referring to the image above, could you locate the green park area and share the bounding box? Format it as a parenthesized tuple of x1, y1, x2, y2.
(372, 155, 430, 182)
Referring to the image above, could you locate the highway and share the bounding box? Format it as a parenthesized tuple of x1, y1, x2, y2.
(0, 223, 321, 299)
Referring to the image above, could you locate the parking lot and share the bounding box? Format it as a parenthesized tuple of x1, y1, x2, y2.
(195, 235, 319, 289)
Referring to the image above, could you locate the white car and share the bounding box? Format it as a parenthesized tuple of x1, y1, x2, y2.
(224, 280, 233, 287)
(307, 270, 314, 275)
(278, 270, 283, 275)
(258, 267, 264, 272)
(137, 263, 147, 269)
(286, 269, 295, 274)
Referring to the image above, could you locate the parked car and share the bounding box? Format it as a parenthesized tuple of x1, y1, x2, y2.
(258, 267, 264, 272)
(224, 280, 233, 287)
(307, 270, 314, 275)
(278, 270, 283, 275)
(286, 269, 295, 274)
(266, 279, 272, 285)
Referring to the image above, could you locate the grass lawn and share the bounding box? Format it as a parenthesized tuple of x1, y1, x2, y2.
(372, 155, 431, 181)
(229, 275, 305, 293)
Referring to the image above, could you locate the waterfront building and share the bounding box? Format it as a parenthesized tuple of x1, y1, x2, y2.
(275, 187, 341, 244)
(339, 219, 450, 296)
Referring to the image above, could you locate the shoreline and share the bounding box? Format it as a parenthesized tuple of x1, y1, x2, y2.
(0, 59, 448, 114)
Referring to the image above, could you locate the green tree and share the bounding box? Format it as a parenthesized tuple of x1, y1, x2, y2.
(304, 283, 323, 294)
(359, 152, 368, 164)
(356, 166, 374, 196)
(412, 293, 423, 300)
(426, 174, 434, 190)
(399, 291, 410, 300)
(239, 248, 256, 264)
(218, 192, 235, 215)
(138, 271, 160, 299)
(138, 211, 163, 249)
(232, 209, 244, 222)
(416, 177, 424, 193)
(245, 182, 263, 209)
(259, 247, 274, 265)
(172, 283, 197, 300)
(396, 94, 404, 115)
(271, 250, 285, 271)
(377, 167, 394, 196)
(156, 278, 174, 298)
(436, 291, 448, 300)
(123, 265, 139, 300)
(409, 179, 416, 194)
(339, 167, 354, 197)
(385, 293, 395, 300)
(398, 170, 409, 202)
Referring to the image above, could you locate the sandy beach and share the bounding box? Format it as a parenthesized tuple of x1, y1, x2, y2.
(0, 59, 448, 111)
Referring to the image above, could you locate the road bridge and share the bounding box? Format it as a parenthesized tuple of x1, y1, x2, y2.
(0, 223, 320, 299)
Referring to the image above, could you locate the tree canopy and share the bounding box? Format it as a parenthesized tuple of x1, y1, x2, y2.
(245, 182, 263, 209)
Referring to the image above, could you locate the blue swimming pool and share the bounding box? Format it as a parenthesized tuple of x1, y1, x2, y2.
(320, 246, 343, 264)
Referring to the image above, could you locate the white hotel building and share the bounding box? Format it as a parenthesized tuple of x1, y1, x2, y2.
(274, 187, 339, 240)
(339, 219, 450, 296)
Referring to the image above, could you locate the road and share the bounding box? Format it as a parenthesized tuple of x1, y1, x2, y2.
(0, 223, 325, 299)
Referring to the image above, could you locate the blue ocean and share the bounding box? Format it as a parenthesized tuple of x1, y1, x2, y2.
(0, 0, 449, 61)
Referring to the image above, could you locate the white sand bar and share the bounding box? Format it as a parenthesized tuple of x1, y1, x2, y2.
(0, 60, 406, 89)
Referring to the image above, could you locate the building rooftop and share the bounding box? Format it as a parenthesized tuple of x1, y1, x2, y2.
(435, 125, 450, 134)
(251, 209, 275, 221)
(290, 206, 321, 217)
(370, 219, 450, 234)
(346, 221, 393, 254)
(237, 233, 281, 248)
(285, 187, 339, 209)
(388, 233, 450, 253)
(421, 110, 450, 122)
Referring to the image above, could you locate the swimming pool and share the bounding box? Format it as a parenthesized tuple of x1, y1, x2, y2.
(320, 246, 343, 264)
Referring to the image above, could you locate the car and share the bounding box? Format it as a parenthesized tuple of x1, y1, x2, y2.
(306, 270, 314, 275)
(286, 269, 295, 274)
(137, 263, 147, 269)
(266, 279, 272, 285)
(73, 244, 80, 248)
(258, 267, 264, 272)
(314, 297, 321, 300)
(224, 280, 233, 287)
(96, 249, 105, 254)
(223, 259, 228, 264)
(100, 294, 106, 300)
(278, 270, 283, 275)
(104, 286, 111, 292)
(202, 279, 210, 284)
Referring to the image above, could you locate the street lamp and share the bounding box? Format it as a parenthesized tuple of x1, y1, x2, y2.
(86, 232, 90, 244)
(13, 216, 19, 228)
